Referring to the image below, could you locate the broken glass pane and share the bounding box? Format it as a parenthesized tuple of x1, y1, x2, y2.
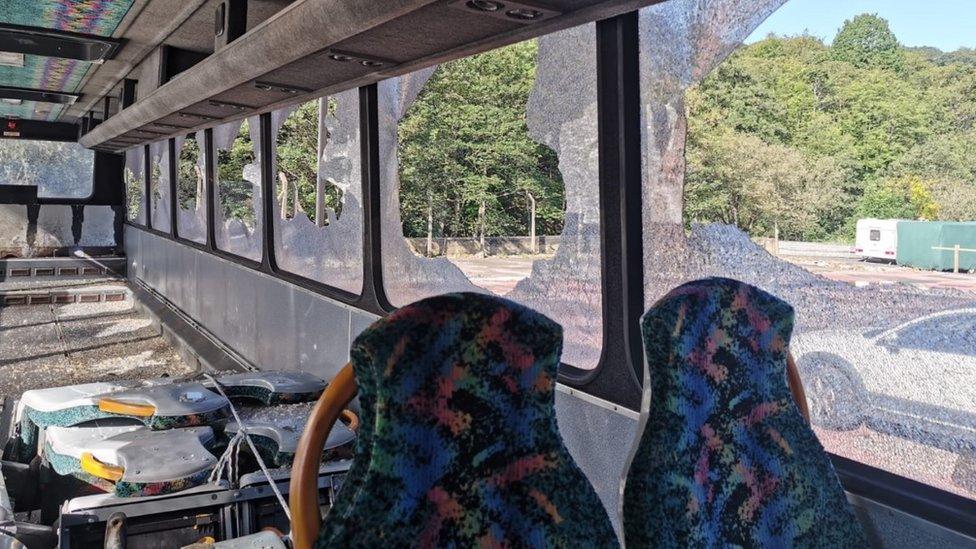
(0, 139, 94, 199)
(379, 24, 602, 370)
(215, 117, 262, 262)
(149, 140, 171, 234)
(272, 90, 363, 294)
(124, 146, 145, 224)
(638, 0, 976, 499)
(175, 132, 207, 245)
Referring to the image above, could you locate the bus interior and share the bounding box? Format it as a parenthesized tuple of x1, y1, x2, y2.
(0, 0, 973, 548)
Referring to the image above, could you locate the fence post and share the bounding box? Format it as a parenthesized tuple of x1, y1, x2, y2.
(954, 244, 961, 274)
(526, 191, 537, 254)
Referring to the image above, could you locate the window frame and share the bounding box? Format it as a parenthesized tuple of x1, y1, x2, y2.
(146, 138, 173, 236)
(377, 33, 613, 377)
(120, 21, 646, 409)
(265, 96, 366, 302)
(211, 116, 265, 267)
(121, 144, 148, 228)
(168, 132, 212, 253)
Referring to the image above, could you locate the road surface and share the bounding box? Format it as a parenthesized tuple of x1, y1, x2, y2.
(451, 246, 976, 295)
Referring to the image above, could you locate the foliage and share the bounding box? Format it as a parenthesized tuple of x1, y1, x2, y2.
(397, 39, 564, 240)
(687, 15, 976, 241)
(125, 166, 142, 217)
(276, 99, 344, 224)
(831, 14, 904, 71)
(685, 127, 849, 241)
(177, 136, 203, 210)
(216, 120, 257, 225)
(856, 176, 939, 221)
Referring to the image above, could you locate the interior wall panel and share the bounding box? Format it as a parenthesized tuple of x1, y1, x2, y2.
(123, 225, 635, 531)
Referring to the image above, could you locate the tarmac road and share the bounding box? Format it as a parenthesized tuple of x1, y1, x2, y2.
(451, 241, 976, 295)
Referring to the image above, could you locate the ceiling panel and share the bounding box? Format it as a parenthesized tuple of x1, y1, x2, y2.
(0, 0, 136, 121)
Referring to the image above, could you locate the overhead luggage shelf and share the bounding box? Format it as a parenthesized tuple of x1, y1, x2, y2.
(80, 0, 663, 152)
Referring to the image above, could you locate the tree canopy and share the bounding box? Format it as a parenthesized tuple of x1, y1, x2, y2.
(397, 39, 565, 241)
(687, 14, 976, 241)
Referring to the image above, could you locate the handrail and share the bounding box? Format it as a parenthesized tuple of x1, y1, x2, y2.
(786, 351, 810, 423)
(289, 362, 358, 549)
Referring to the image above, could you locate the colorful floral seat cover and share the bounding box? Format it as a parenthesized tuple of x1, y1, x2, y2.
(317, 292, 617, 548)
(624, 278, 866, 548)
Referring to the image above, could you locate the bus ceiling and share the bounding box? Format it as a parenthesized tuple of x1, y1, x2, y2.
(50, 0, 663, 152)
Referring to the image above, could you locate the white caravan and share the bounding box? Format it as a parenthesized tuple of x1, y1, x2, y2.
(854, 218, 901, 261)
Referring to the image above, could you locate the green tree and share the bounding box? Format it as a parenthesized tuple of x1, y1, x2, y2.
(275, 99, 344, 223)
(857, 176, 939, 221)
(398, 40, 565, 245)
(685, 128, 849, 240)
(177, 136, 203, 210)
(216, 120, 257, 224)
(831, 14, 904, 71)
(684, 14, 976, 241)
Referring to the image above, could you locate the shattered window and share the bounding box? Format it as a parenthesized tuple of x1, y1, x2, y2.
(272, 90, 363, 294)
(175, 132, 207, 245)
(379, 24, 602, 370)
(215, 117, 262, 262)
(638, 2, 976, 499)
(124, 146, 145, 224)
(149, 140, 171, 234)
(0, 139, 94, 199)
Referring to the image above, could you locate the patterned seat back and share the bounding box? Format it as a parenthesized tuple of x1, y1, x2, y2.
(624, 278, 865, 547)
(317, 293, 617, 548)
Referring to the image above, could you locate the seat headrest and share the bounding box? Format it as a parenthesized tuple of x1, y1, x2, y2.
(625, 277, 865, 547)
(350, 292, 563, 405)
(642, 277, 795, 396)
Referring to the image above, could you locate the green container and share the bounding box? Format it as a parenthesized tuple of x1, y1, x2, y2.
(896, 221, 976, 271)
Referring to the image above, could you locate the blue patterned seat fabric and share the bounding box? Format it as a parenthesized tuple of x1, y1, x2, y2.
(317, 292, 617, 548)
(624, 278, 866, 548)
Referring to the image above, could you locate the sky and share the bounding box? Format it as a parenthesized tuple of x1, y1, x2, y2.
(747, 0, 976, 52)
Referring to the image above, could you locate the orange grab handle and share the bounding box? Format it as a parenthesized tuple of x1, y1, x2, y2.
(98, 398, 156, 417)
(81, 452, 125, 482)
(290, 362, 358, 549)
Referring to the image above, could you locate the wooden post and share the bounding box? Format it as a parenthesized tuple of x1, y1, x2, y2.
(931, 244, 975, 273)
(526, 191, 537, 254)
(478, 199, 486, 257)
(293, 183, 300, 217)
(278, 172, 289, 219)
(773, 221, 780, 255)
(194, 164, 205, 210)
(426, 192, 434, 257)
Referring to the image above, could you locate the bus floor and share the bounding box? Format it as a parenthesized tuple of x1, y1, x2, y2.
(0, 278, 195, 402)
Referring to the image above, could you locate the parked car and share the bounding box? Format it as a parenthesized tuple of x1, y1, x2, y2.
(792, 308, 976, 457)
